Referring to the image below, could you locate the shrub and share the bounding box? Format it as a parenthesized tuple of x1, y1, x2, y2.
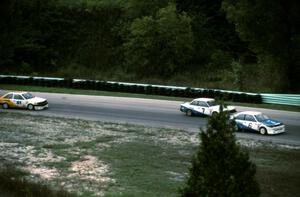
(180, 107, 260, 197)
(0, 167, 74, 197)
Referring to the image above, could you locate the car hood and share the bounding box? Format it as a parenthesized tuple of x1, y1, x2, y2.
(28, 97, 46, 103)
(181, 102, 190, 106)
(261, 119, 282, 127)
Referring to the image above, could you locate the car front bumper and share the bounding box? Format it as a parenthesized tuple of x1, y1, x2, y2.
(34, 104, 48, 110)
(267, 125, 285, 134)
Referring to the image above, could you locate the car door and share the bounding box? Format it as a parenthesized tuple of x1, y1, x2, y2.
(12, 94, 26, 108)
(197, 101, 210, 115)
(235, 114, 246, 129)
(189, 100, 198, 111)
(244, 114, 259, 131)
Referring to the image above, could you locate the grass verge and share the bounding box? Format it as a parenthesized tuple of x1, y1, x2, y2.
(0, 167, 74, 197)
(0, 111, 299, 197)
(1, 84, 300, 112)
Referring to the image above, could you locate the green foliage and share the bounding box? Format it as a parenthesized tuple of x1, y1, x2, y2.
(222, 0, 300, 92)
(181, 110, 260, 197)
(123, 3, 194, 78)
(0, 166, 74, 197)
(208, 50, 232, 69)
(176, 0, 247, 69)
(119, 0, 172, 19)
(1, 0, 299, 92)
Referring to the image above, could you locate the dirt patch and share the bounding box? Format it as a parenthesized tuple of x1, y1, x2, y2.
(68, 155, 115, 196)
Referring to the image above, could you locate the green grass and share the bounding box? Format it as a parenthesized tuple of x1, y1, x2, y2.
(0, 112, 299, 197)
(1, 84, 300, 112)
(249, 147, 300, 197)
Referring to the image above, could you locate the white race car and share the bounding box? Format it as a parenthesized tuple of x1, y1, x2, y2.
(232, 111, 285, 135)
(180, 98, 236, 116)
(0, 91, 48, 110)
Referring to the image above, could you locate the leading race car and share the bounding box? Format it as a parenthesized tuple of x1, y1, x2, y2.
(232, 111, 285, 135)
(0, 91, 48, 110)
(180, 98, 236, 116)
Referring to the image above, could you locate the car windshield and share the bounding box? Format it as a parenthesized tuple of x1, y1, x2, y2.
(255, 114, 269, 122)
(22, 93, 34, 99)
(207, 100, 217, 107)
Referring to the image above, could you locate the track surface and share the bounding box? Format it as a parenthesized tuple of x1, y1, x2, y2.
(2, 92, 300, 145)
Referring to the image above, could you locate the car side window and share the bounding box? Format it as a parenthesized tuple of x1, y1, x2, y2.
(13, 94, 24, 100)
(4, 94, 13, 99)
(245, 115, 256, 122)
(236, 114, 245, 120)
(198, 101, 208, 107)
(191, 101, 198, 105)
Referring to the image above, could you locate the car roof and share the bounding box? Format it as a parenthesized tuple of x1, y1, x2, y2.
(237, 111, 262, 116)
(2, 91, 28, 96)
(9, 91, 28, 94)
(192, 98, 215, 102)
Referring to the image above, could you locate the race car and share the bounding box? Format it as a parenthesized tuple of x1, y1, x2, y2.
(231, 111, 285, 135)
(0, 91, 48, 110)
(180, 98, 236, 116)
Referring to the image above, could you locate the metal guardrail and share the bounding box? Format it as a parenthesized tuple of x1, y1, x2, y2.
(0, 75, 299, 106)
(261, 94, 300, 106)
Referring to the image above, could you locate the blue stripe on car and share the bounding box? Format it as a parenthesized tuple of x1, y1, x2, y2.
(180, 106, 205, 116)
(236, 122, 259, 132)
(261, 119, 281, 127)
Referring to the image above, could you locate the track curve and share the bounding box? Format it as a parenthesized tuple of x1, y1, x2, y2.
(3, 92, 300, 145)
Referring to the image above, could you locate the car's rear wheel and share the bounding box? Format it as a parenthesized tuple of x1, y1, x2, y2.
(2, 103, 9, 109)
(27, 104, 35, 110)
(259, 127, 268, 135)
(186, 109, 193, 116)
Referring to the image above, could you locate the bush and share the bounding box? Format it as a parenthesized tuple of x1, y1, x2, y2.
(0, 167, 74, 197)
(180, 108, 260, 197)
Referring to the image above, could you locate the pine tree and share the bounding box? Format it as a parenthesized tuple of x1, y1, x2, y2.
(180, 108, 260, 197)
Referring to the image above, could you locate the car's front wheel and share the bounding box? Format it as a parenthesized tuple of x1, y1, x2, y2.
(2, 103, 9, 109)
(27, 104, 35, 110)
(186, 109, 193, 116)
(259, 127, 268, 135)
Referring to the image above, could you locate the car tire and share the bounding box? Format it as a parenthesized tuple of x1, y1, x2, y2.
(27, 104, 35, 110)
(2, 103, 9, 109)
(186, 109, 193, 116)
(259, 127, 268, 135)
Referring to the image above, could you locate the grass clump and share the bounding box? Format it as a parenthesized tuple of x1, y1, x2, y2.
(0, 167, 74, 197)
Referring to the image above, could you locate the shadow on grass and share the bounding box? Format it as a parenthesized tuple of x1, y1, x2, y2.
(0, 166, 74, 197)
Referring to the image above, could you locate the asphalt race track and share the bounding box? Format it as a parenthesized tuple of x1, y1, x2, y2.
(2, 92, 300, 145)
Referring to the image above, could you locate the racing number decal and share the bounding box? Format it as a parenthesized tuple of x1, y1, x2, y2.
(202, 108, 205, 114)
(16, 101, 21, 105)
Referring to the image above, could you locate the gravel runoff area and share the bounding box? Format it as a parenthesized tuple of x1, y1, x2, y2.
(0, 111, 299, 196)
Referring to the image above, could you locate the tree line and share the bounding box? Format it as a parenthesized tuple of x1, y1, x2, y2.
(1, 0, 299, 92)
